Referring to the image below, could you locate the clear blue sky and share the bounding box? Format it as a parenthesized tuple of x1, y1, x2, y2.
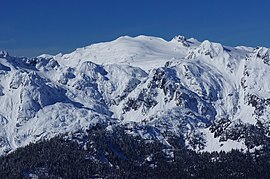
(1, 0, 270, 57)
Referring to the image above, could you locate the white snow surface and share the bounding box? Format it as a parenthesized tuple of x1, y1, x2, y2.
(0, 36, 269, 154)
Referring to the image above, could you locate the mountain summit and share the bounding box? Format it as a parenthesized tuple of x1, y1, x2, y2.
(0, 35, 269, 155)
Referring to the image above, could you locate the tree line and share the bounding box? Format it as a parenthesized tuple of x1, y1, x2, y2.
(0, 125, 270, 178)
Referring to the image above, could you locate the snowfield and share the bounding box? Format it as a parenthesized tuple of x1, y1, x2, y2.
(0, 35, 269, 155)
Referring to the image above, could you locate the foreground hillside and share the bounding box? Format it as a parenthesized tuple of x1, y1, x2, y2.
(0, 35, 269, 155)
(1, 126, 270, 178)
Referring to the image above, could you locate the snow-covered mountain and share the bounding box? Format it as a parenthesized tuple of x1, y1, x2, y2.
(0, 35, 269, 155)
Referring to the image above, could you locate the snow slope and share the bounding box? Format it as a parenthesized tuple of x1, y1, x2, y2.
(0, 35, 269, 155)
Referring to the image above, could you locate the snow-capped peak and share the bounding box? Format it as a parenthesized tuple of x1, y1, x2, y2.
(171, 35, 190, 47)
(0, 51, 9, 58)
(197, 40, 227, 58)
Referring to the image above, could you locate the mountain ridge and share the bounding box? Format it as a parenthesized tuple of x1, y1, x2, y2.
(0, 35, 269, 155)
